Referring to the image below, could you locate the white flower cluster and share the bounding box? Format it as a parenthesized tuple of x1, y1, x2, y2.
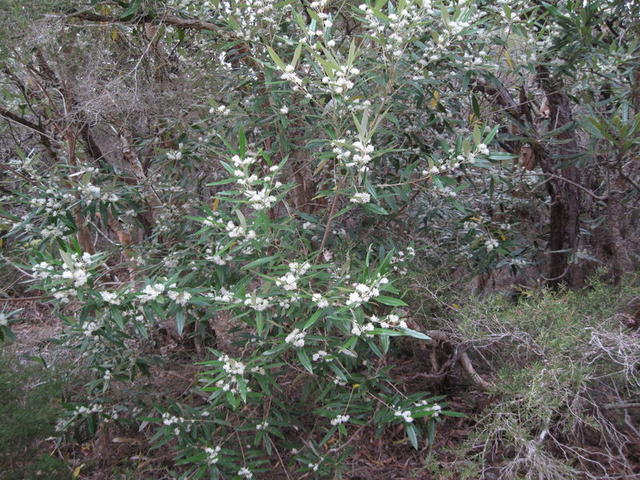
(167, 283, 192, 306)
(311, 293, 329, 308)
(255, 420, 269, 430)
(321, 65, 359, 95)
(215, 0, 281, 42)
(477, 143, 490, 155)
(371, 314, 408, 329)
(225, 221, 257, 240)
(139, 283, 165, 303)
(416, 401, 442, 417)
(56, 402, 104, 431)
(345, 140, 375, 173)
(78, 183, 119, 203)
(81, 320, 100, 337)
(345, 276, 388, 307)
(215, 354, 247, 393)
(33, 253, 96, 296)
(166, 150, 183, 161)
(485, 238, 499, 251)
(211, 287, 241, 304)
(244, 293, 272, 312)
(351, 319, 375, 337)
(276, 262, 310, 291)
(285, 328, 306, 348)
(280, 64, 303, 90)
(231, 154, 257, 168)
(446, 18, 471, 36)
(62, 252, 94, 287)
(391, 247, 416, 275)
(211, 104, 231, 116)
(204, 446, 221, 465)
(162, 412, 191, 435)
(39, 224, 67, 240)
(168, 288, 192, 306)
(245, 187, 277, 211)
(238, 467, 253, 479)
(350, 192, 370, 204)
(30, 189, 73, 216)
(221, 354, 246, 375)
(32, 261, 56, 280)
(232, 156, 281, 211)
(333, 138, 375, 173)
(312, 350, 328, 362)
(359, 2, 428, 57)
(79, 183, 101, 199)
(73, 403, 103, 416)
(205, 246, 232, 265)
(394, 409, 414, 423)
(100, 291, 121, 305)
(330, 414, 350, 426)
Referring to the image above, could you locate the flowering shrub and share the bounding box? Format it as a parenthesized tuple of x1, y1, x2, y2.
(1, 0, 638, 477)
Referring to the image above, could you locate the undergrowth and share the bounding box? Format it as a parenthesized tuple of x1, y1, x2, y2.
(0, 348, 69, 480)
(448, 274, 640, 479)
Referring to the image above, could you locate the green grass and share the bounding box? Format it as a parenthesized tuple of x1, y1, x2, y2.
(0, 348, 70, 480)
(448, 274, 640, 479)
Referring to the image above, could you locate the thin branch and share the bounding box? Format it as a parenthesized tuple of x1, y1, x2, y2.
(69, 10, 221, 34)
(0, 106, 57, 142)
(524, 172, 608, 201)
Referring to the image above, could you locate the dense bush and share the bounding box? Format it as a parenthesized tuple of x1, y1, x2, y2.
(0, 0, 638, 478)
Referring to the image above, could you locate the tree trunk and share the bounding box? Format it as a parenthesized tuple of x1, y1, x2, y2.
(536, 66, 584, 287)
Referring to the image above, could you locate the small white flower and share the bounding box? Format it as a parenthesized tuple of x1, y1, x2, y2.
(477, 143, 489, 155)
(168, 290, 192, 306)
(238, 467, 253, 479)
(285, 328, 306, 348)
(350, 192, 370, 204)
(100, 291, 120, 305)
(485, 238, 499, 251)
(312, 293, 329, 308)
(279, 105, 289, 114)
(204, 446, 221, 464)
(330, 414, 350, 426)
(312, 350, 328, 361)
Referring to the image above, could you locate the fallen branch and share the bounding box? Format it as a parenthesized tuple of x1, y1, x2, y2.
(418, 329, 494, 391)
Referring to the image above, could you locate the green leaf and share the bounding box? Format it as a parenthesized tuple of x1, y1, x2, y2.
(176, 310, 185, 336)
(292, 43, 303, 67)
(472, 95, 480, 117)
(206, 178, 237, 186)
(427, 420, 436, 445)
(375, 295, 408, 307)
(473, 125, 482, 146)
(120, 0, 142, 20)
(406, 423, 419, 449)
(363, 203, 389, 216)
(304, 309, 324, 329)
(266, 46, 286, 70)
(297, 349, 313, 374)
(398, 328, 431, 340)
(0, 325, 16, 343)
(240, 256, 279, 271)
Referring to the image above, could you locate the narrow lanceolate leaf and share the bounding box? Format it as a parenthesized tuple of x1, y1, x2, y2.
(398, 328, 431, 341)
(266, 46, 286, 70)
(297, 349, 313, 374)
(375, 295, 408, 307)
(240, 255, 279, 270)
(406, 423, 419, 449)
